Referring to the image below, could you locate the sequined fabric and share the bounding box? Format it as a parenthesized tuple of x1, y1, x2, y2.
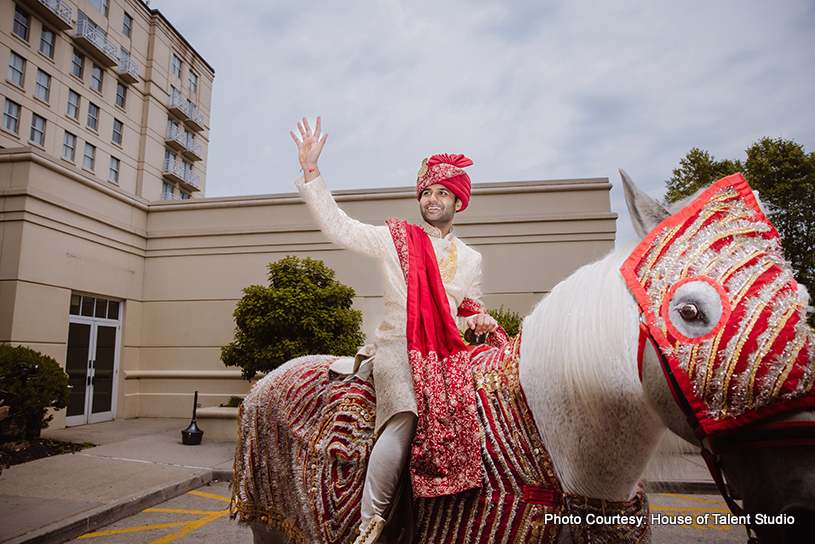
(621, 173, 815, 436)
(233, 338, 650, 543)
(232, 356, 376, 544)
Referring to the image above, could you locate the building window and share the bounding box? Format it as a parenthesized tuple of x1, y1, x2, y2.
(87, 102, 99, 131)
(70, 294, 120, 318)
(180, 192, 190, 200)
(8, 51, 25, 87)
(115, 83, 126, 108)
(40, 27, 55, 58)
(167, 116, 179, 139)
(67, 89, 80, 119)
(71, 49, 85, 79)
(63, 131, 76, 160)
(35, 69, 51, 101)
(123, 12, 133, 37)
(83, 142, 95, 170)
(30, 113, 46, 146)
(109, 156, 119, 182)
(89, 0, 109, 17)
(112, 118, 123, 145)
(3, 99, 21, 133)
(13, 6, 30, 41)
(162, 182, 174, 200)
(188, 71, 197, 92)
(172, 55, 182, 78)
(91, 64, 103, 92)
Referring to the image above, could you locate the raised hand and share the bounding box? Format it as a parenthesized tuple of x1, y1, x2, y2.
(290, 116, 328, 181)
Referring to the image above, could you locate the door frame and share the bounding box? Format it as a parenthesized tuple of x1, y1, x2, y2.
(65, 308, 122, 427)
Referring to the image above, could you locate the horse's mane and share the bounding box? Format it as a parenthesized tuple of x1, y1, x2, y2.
(520, 241, 644, 432)
(519, 241, 668, 499)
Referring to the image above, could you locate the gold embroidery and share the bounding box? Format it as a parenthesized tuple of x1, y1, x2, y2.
(417, 158, 428, 180)
(438, 241, 458, 283)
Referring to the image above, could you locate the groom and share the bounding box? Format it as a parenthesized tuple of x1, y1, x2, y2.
(291, 117, 499, 544)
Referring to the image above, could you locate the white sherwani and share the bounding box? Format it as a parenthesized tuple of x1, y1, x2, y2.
(295, 175, 486, 433)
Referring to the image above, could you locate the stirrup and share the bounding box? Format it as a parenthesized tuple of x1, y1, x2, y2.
(353, 514, 386, 544)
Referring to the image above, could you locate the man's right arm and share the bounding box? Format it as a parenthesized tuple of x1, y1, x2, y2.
(295, 174, 384, 257)
(291, 116, 386, 256)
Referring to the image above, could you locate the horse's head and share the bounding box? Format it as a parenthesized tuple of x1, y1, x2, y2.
(620, 170, 815, 543)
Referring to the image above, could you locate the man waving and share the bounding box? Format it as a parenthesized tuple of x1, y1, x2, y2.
(292, 117, 499, 544)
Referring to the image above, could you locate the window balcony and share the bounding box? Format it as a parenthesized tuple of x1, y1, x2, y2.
(163, 157, 185, 184)
(168, 92, 208, 132)
(162, 191, 182, 201)
(181, 170, 201, 192)
(118, 56, 139, 84)
(74, 20, 118, 66)
(168, 92, 187, 117)
(185, 103, 206, 132)
(23, 0, 72, 31)
(182, 135, 203, 161)
(165, 125, 186, 152)
(163, 158, 201, 192)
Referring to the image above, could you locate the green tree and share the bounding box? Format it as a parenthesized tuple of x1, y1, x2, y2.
(663, 148, 743, 205)
(488, 305, 523, 338)
(0, 344, 71, 441)
(221, 256, 365, 380)
(743, 138, 815, 293)
(664, 138, 815, 323)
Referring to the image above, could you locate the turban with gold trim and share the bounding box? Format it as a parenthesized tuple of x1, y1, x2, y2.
(416, 154, 473, 211)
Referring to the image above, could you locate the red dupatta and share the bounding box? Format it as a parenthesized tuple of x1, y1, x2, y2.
(387, 219, 483, 498)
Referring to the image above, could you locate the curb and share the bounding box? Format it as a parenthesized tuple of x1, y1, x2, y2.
(5, 470, 234, 544)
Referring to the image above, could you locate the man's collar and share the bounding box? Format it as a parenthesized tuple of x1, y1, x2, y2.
(421, 221, 454, 239)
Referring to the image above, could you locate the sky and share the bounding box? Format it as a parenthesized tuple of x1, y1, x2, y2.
(153, 0, 815, 245)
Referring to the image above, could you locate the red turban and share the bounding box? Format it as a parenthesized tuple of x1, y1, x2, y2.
(416, 154, 473, 212)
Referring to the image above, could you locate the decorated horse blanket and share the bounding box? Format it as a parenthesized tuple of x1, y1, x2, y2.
(232, 335, 649, 543)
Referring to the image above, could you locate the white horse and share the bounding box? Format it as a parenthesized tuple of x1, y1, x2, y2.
(235, 172, 815, 544)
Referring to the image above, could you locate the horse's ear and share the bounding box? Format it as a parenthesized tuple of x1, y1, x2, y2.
(620, 169, 671, 239)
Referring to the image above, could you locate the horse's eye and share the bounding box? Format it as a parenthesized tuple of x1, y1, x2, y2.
(679, 304, 700, 320)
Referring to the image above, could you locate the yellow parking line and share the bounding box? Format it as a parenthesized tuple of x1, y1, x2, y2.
(78, 489, 231, 541)
(148, 511, 230, 544)
(145, 508, 221, 515)
(651, 506, 731, 512)
(78, 522, 187, 538)
(188, 489, 232, 502)
(657, 493, 731, 507)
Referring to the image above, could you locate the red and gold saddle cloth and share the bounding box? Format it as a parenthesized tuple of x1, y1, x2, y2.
(232, 335, 649, 544)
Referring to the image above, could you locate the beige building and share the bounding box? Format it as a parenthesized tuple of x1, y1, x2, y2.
(1, 0, 618, 431)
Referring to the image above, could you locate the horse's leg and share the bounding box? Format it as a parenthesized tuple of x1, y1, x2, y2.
(249, 522, 293, 544)
(555, 525, 573, 544)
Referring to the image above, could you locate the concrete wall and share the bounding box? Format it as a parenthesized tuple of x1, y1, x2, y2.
(0, 147, 617, 426)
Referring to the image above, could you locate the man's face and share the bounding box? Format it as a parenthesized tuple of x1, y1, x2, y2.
(419, 184, 462, 228)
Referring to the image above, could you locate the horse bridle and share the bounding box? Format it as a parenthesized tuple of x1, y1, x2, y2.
(637, 319, 815, 543)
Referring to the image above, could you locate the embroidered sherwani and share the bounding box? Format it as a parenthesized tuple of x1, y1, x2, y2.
(295, 175, 486, 434)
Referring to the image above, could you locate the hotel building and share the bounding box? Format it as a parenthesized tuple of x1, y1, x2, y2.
(1, 0, 616, 431)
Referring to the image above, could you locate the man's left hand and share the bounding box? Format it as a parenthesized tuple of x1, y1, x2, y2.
(466, 313, 499, 335)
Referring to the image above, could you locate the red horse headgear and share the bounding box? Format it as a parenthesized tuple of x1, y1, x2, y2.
(621, 174, 815, 437)
(416, 154, 473, 211)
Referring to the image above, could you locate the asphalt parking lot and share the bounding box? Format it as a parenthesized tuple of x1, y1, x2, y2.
(66, 481, 250, 544)
(67, 482, 747, 543)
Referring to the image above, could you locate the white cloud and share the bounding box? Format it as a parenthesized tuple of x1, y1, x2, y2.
(154, 0, 815, 244)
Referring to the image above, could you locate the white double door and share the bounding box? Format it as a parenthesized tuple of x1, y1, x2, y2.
(65, 317, 121, 426)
